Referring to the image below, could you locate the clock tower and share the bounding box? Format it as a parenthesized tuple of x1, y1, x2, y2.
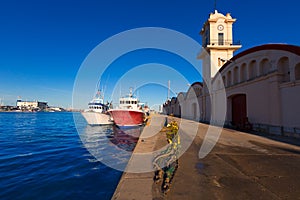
(199, 10, 241, 79)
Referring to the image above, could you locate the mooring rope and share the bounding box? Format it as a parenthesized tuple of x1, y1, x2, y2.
(153, 120, 181, 194)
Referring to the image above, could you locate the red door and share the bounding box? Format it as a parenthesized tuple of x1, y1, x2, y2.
(232, 94, 247, 128)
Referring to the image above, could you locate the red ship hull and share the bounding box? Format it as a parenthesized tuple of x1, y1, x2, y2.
(108, 109, 145, 126)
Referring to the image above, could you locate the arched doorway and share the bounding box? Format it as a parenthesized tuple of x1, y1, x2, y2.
(178, 105, 181, 118)
(232, 94, 247, 128)
(192, 102, 197, 120)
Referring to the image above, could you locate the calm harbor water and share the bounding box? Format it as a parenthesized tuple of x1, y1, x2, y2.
(0, 112, 140, 200)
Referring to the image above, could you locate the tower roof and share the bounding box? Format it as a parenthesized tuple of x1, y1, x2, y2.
(208, 10, 236, 23)
(201, 10, 236, 35)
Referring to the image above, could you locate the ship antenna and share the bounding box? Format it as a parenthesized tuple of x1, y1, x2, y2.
(96, 89, 101, 98)
(103, 73, 110, 101)
(96, 79, 100, 94)
(129, 87, 133, 97)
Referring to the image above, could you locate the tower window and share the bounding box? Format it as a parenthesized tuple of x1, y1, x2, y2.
(218, 33, 224, 45)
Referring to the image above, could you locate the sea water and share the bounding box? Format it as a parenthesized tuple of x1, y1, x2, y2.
(0, 112, 139, 200)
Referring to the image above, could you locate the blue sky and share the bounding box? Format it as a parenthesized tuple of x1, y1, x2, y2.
(0, 0, 300, 109)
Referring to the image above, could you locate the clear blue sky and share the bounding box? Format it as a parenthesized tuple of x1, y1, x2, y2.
(0, 0, 299, 108)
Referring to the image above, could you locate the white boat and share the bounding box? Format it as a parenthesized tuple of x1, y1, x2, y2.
(81, 90, 113, 125)
(108, 88, 146, 127)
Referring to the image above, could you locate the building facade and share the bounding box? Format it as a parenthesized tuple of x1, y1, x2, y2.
(163, 10, 300, 137)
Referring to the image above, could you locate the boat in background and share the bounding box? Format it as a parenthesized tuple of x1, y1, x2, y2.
(108, 88, 145, 127)
(81, 90, 113, 125)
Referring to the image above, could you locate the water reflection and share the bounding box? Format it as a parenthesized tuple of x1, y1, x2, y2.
(110, 126, 143, 152)
(78, 124, 143, 171)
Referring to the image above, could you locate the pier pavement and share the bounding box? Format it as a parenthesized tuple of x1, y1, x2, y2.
(113, 115, 300, 199)
(112, 114, 168, 200)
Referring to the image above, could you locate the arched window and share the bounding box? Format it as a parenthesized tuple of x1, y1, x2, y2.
(217, 80, 221, 90)
(278, 57, 290, 83)
(227, 71, 232, 86)
(240, 63, 247, 82)
(248, 60, 257, 80)
(259, 59, 270, 76)
(295, 63, 300, 80)
(195, 87, 201, 97)
(233, 66, 239, 84)
(222, 76, 226, 87)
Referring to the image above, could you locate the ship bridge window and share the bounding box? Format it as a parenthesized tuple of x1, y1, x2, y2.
(126, 101, 130, 104)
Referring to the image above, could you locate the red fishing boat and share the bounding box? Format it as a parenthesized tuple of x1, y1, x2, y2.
(108, 88, 145, 127)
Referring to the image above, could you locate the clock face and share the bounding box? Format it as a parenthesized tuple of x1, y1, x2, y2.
(217, 25, 224, 31)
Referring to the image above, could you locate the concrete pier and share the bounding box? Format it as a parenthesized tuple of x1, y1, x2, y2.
(112, 115, 168, 200)
(112, 115, 300, 199)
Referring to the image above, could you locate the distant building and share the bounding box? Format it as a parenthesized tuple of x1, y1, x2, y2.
(16, 99, 48, 111)
(0, 105, 17, 111)
(158, 105, 163, 113)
